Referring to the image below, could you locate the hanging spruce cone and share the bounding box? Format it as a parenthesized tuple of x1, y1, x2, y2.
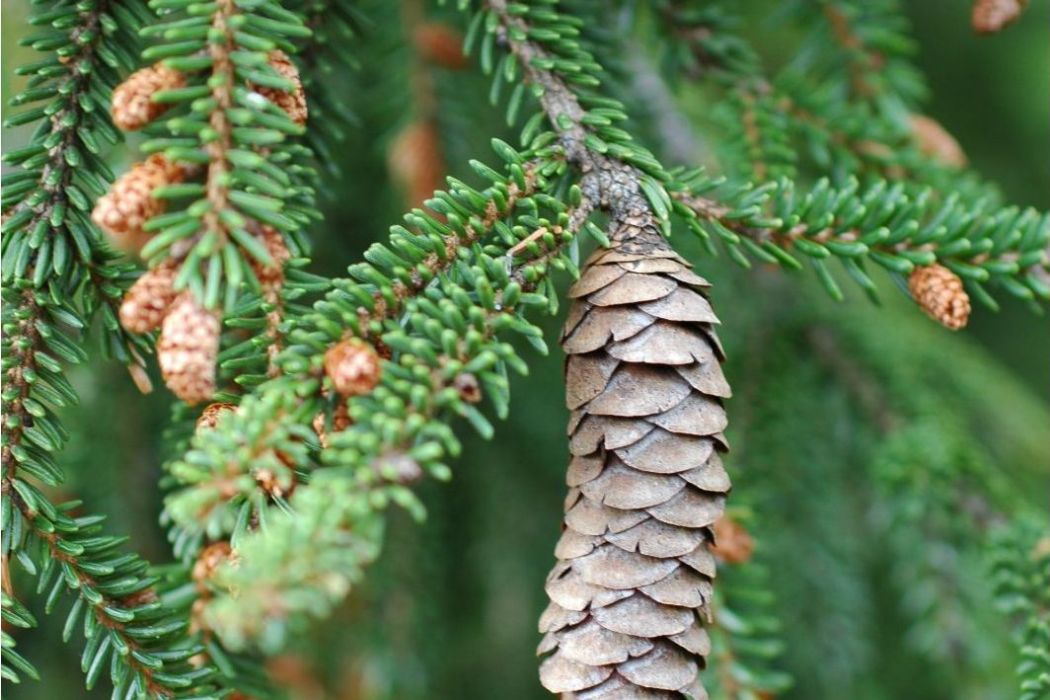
(255, 50, 308, 126)
(908, 263, 971, 330)
(92, 154, 184, 255)
(119, 261, 179, 334)
(158, 293, 221, 404)
(111, 62, 185, 131)
(538, 218, 731, 699)
(971, 0, 1026, 33)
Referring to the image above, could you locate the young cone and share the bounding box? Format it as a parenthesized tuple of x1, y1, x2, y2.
(388, 120, 445, 209)
(119, 261, 179, 334)
(910, 114, 967, 168)
(538, 221, 731, 699)
(908, 264, 971, 330)
(324, 339, 382, 397)
(158, 293, 221, 404)
(255, 50, 307, 126)
(972, 0, 1027, 33)
(111, 62, 185, 131)
(413, 23, 467, 69)
(92, 154, 184, 255)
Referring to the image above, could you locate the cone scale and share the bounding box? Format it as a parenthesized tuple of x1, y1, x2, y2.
(539, 216, 731, 699)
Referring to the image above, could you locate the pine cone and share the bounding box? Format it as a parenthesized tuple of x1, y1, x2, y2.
(388, 120, 445, 209)
(539, 219, 731, 699)
(908, 264, 971, 330)
(413, 23, 467, 69)
(255, 50, 307, 126)
(324, 339, 382, 397)
(119, 261, 179, 334)
(972, 0, 1026, 33)
(92, 154, 184, 255)
(158, 293, 221, 404)
(910, 114, 966, 168)
(111, 62, 185, 131)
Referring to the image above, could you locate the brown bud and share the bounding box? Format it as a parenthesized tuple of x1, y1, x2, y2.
(250, 225, 291, 290)
(111, 62, 185, 131)
(453, 373, 482, 403)
(255, 50, 307, 126)
(193, 541, 235, 586)
(312, 401, 352, 449)
(972, 0, 1026, 34)
(119, 261, 179, 334)
(908, 264, 971, 330)
(413, 23, 467, 69)
(93, 154, 184, 255)
(324, 339, 382, 397)
(711, 516, 755, 565)
(196, 402, 237, 432)
(387, 120, 445, 209)
(158, 293, 221, 404)
(910, 114, 966, 168)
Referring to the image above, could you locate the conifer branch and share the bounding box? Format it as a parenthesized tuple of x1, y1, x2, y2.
(671, 176, 1050, 310)
(180, 187, 590, 650)
(1, 592, 40, 684)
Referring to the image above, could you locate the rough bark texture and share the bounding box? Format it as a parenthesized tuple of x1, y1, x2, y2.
(538, 217, 731, 699)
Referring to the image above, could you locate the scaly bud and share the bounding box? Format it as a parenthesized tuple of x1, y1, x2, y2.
(111, 62, 185, 131)
(324, 339, 382, 397)
(158, 293, 221, 404)
(92, 155, 184, 256)
(255, 50, 308, 126)
(908, 264, 972, 330)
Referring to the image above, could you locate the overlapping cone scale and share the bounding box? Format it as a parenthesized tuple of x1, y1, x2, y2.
(539, 221, 730, 699)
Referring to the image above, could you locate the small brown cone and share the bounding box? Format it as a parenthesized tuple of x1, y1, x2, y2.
(324, 339, 382, 397)
(388, 120, 445, 209)
(255, 50, 307, 126)
(119, 261, 179, 334)
(908, 264, 971, 330)
(111, 62, 185, 131)
(413, 23, 467, 69)
(910, 114, 966, 168)
(93, 154, 184, 256)
(539, 216, 730, 699)
(972, 0, 1027, 33)
(250, 225, 291, 291)
(158, 293, 221, 404)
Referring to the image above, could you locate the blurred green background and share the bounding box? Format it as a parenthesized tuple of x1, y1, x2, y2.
(2, 0, 1047, 698)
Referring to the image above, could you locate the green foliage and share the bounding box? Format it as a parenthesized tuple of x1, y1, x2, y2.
(991, 518, 1050, 700)
(136, 0, 316, 310)
(670, 172, 1050, 307)
(166, 137, 600, 649)
(2, 593, 40, 684)
(2, 0, 1048, 697)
